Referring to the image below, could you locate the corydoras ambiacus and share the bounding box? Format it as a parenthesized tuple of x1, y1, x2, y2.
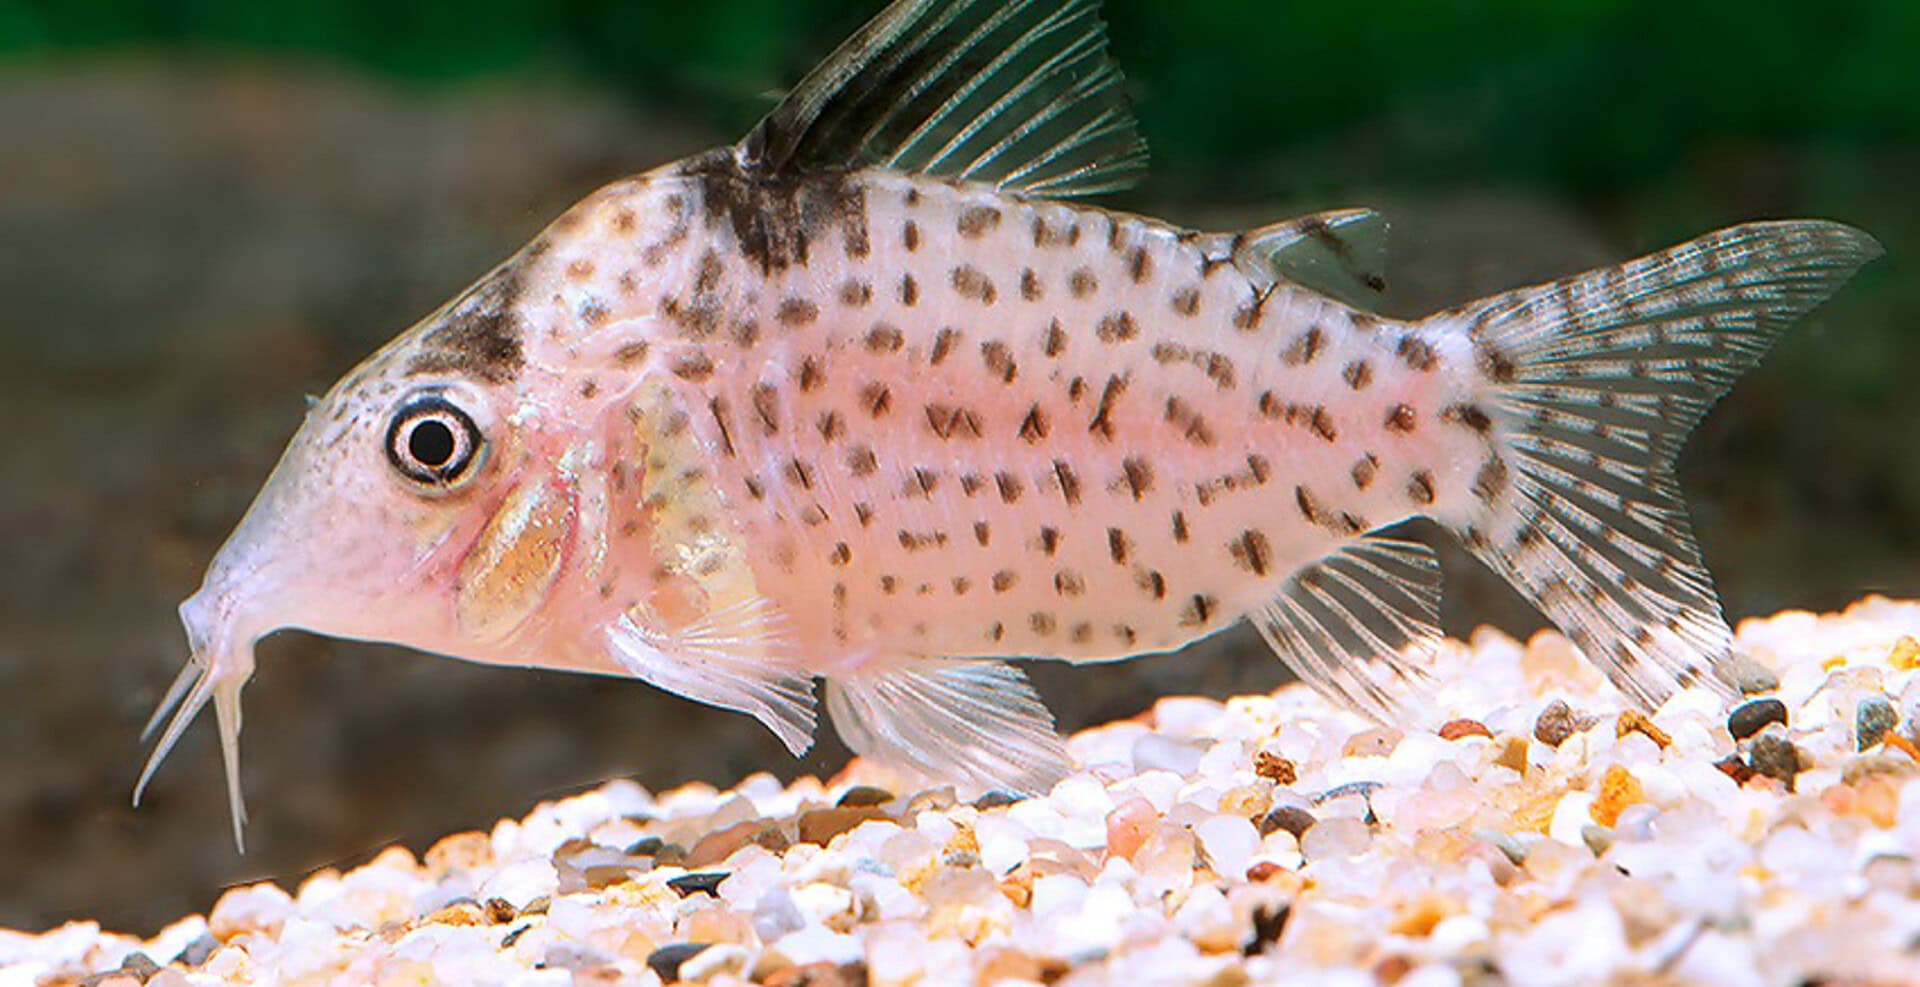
(134, 0, 1882, 847)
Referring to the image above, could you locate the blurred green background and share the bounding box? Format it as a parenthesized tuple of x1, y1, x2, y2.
(1, 0, 1913, 936)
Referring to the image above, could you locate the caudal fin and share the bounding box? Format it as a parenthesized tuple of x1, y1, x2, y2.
(1436, 221, 1880, 708)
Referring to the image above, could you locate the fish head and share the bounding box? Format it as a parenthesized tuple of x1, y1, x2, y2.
(137, 251, 637, 847)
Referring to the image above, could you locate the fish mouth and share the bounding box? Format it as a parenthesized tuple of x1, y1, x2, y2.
(134, 585, 261, 852)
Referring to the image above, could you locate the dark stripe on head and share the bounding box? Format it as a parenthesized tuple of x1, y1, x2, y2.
(407, 262, 528, 384)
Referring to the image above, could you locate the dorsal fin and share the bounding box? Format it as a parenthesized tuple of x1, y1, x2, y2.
(739, 0, 1149, 198)
(1236, 208, 1391, 308)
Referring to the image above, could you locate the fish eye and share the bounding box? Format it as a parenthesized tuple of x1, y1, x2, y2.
(385, 393, 485, 489)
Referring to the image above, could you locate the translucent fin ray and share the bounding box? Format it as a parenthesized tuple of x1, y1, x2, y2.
(1236, 208, 1390, 306)
(1250, 536, 1442, 723)
(606, 604, 818, 756)
(1438, 220, 1881, 708)
(740, 0, 1148, 198)
(826, 659, 1071, 796)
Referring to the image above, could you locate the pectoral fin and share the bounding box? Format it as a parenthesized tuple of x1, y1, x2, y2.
(826, 659, 1071, 796)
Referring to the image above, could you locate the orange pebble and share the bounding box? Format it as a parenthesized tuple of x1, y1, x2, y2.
(1104, 797, 1159, 861)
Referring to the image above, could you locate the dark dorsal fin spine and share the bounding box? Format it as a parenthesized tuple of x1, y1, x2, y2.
(739, 0, 1148, 199)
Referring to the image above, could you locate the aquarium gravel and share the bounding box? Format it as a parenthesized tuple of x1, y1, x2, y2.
(11, 598, 1920, 986)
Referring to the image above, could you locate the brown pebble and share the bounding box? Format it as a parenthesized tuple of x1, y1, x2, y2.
(1258, 805, 1317, 839)
(797, 806, 889, 845)
(1615, 710, 1672, 749)
(582, 864, 637, 890)
(1375, 954, 1416, 984)
(836, 785, 895, 808)
(1246, 861, 1284, 882)
(687, 819, 790, 867)
(1727, 698, 1788, 741)
(1712, 754, 1754, 786)
(1439, 719, 1493, 741)
(1254, 749, 1298, 784)
(1493, 736, 1530, 776)
(1749, 734, 1803, 791)
(1533, 699, 1584, 746)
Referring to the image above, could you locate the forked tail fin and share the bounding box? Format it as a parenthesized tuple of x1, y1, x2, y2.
(1433, 221, 1880, 708)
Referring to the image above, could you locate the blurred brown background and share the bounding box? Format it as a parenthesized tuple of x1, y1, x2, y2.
(2, 0, 1916, 935)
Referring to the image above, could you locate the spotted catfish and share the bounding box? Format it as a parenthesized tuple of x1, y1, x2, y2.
(138, 0, 1881, 846)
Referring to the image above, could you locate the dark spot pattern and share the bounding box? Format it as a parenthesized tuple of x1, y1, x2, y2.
(952, 266, 997, 304)
(1397, 335, 1439, 371)
(1231, 530, 1271, 576)
(930, 327, 959, 365)
(982, 341, 1017, 383)
(681, 151, 867, 274)
(1351, 454, 1379, 489)
(1089, 375, 1127, 438)
(407, 264, 527, 384)
(1018, 404, 1050, 443)
(1408, 470, 1436, 504)
(1282, 326, 1325, 366)
(957, 206, 1002, 238)
(1118, 457, 1152, 500)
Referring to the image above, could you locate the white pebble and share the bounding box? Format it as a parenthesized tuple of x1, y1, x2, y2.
(1193, 815, 1259, 878)
(1300, 817, 1370, 861)
(773, 925, 863, 967)
(1133, 734, 1206, 775)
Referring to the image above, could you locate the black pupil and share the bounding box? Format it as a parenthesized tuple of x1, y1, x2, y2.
(408, 418, 458, 469)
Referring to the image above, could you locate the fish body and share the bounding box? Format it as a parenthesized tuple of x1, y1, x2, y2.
(562, 161, 1478, 668)
(136, 0, 1882, 846)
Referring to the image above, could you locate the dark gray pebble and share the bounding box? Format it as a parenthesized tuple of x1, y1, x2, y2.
(175, 933, 220, 966)
(973, 790, 1025, 809)
(647, 942, 712, 982)
(1857, 695, 1900, 750)
(1749, 734, 1803, 791)
(1727, 698, 1788, 741)
(667, 871, 729, 898)
(1244, 903, 1290, 956)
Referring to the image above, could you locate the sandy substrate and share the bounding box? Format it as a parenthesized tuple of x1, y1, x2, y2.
(8, 598, 1920, 986)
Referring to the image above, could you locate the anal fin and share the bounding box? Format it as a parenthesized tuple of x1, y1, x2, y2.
(826, 659, 1071, 796)
(1250, 535, 1441, 723)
